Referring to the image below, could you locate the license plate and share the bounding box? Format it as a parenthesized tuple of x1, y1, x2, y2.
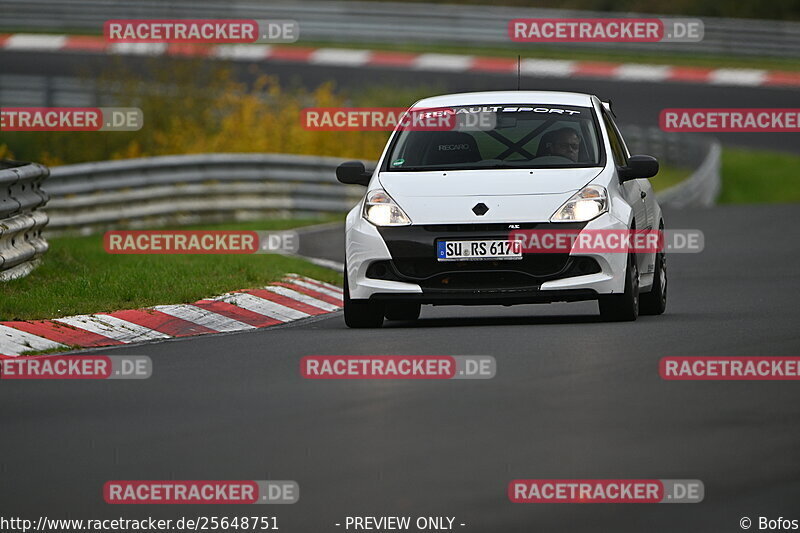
(437, 239, 522, 261)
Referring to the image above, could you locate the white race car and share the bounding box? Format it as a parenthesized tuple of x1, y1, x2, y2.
(337, 91, 666, 328)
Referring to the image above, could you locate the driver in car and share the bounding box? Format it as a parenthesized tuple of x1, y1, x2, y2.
(543, 127, 581, 162)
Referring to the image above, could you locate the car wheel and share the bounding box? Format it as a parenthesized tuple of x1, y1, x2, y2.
(343, 271, 384, 328)
(384, 302, 421, 321)
(640, 250, 667, 315)
(598, 252, 639, 322)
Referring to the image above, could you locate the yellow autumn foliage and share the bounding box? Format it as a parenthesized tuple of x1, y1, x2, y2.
(1, 63, 399, 165)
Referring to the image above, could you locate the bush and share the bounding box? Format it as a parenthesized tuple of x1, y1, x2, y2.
(0, 62, 398, 165)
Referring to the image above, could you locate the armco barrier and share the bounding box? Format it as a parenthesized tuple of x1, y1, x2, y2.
(0, 161, 51, 280)
(0, 0, 798, 58)
(43, 128, 719, 234)
(44, 153, 366, 232)
(657, 140, 722, 208)
(623, 125, 721, 207)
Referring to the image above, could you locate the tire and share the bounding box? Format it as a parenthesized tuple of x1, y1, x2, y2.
(384, 302, 421, 321)
(598, 252, 639, 322)
(343, 271, 384, 328)
(640, 250, 667, 315)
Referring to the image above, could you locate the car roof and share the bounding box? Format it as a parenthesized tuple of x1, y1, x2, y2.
(412, 91, 597, 108)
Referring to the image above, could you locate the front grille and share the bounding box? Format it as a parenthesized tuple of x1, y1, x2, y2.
(420, 271, 544, 290)
(367, 257, 600, 290)
(423, 223, 510, 232)
(394, 255, 571, 278)
(373, 222, 597, 291)
(422, 222, 581, 232)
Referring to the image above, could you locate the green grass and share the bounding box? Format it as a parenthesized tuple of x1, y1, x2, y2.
(643, 148, 800, 202)
(652, 165, 690, 192)
(18, 345, 82, 356)
(719, 148, 800, 204)
(0, 217, 343, 321)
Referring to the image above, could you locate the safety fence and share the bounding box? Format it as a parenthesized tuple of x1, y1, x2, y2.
(623, 126, 721, 208)
(0, 161, 50, 280)
(656, 140, 721, 208)
(44, 153, 365, 233)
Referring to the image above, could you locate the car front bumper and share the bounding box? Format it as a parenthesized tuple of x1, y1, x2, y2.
(346, 211, 628, 304)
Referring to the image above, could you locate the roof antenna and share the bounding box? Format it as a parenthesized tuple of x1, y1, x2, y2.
(517, 55, 521, 90)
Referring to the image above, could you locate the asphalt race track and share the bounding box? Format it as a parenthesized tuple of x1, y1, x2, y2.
(2, 49, 800, 154)
(2, 204, 799, 531)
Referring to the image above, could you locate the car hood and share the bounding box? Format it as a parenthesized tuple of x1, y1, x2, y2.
(378, 168, 602, 224)
(379, 168, 601, 197)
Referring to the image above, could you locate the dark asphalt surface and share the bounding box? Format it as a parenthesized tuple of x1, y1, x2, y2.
(2, 204, 800, 532)
(2, 50, 800, 154)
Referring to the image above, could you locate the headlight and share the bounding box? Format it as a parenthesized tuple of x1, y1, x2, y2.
(550, 185, 608, 222)
(362, 189, 412, 226)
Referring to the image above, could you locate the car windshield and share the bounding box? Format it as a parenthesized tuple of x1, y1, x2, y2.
(385, 104, 602, 171)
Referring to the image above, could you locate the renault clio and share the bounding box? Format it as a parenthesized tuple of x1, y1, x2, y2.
(337, 91, 667, 327)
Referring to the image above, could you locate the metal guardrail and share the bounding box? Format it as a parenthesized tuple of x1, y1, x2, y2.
(657, 141, 722, 208)
(623, 125, 710, 170)
(1, 0, 798, 58)
(43, 128, 719, 235)
(45, 153, 365, 232)
(622, 125, 721, 208)
(0, 75, 109, 108)
(0, 161, 51, 280)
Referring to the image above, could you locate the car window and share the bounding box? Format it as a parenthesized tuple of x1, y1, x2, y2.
(385, 104, 603, 171)
(602, 110, 628, 167)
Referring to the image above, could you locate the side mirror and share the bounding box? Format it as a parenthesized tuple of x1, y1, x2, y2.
(619, 155, 659, 181)
(336, 161, 371, 186)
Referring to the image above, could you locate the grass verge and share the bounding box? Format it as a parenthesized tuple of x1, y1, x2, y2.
(0, 217, 343, 322)
(652, 165, 690, 192)
(720, 148, 800, 204)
